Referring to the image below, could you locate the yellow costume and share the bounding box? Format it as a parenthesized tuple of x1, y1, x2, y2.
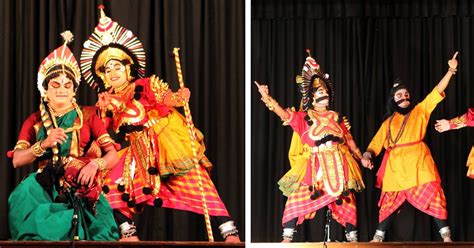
(368, 88, 445, 191)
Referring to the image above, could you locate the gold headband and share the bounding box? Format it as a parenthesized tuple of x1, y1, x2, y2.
(95, 47, 133, 77)
(312, 78, 328, 91)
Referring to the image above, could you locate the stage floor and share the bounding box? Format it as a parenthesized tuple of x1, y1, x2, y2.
(2, 242, 474, 248)
(0, 241, 244, 248)
(250, 242, 474, 248)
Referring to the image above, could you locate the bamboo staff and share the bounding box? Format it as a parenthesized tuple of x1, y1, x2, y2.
(172, 48, 214, 242)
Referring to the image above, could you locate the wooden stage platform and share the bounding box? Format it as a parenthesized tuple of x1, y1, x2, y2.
(251, 242, 474, 248)
(2, 242, 474, 248)
(0, 241, 244, 248)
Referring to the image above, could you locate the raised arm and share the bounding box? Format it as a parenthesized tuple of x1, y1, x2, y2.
(436, 51, 458, 94)
(254, 81, 291, 121)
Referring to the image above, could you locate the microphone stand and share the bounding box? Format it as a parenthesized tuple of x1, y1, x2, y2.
(324, 209, 332, 242)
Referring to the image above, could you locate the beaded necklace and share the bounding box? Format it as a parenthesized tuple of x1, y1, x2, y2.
(387, 111, 411, 149)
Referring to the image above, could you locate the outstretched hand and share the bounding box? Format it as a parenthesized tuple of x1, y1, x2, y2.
(254, 81, 270, 99)
(448, 51, 459, 70)
(435, 119, 451, 133)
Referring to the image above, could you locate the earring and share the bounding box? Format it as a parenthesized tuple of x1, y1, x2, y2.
(125, 65, 133, 82)
(100, 75, 110, 89)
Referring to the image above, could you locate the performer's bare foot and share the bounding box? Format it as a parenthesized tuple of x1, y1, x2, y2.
(370, 238, 382, 242)
(224, 235, 241, 243)
(119, 235, 140, 241)
(281, 238, 291, 243)
(443, 236, 453, 242)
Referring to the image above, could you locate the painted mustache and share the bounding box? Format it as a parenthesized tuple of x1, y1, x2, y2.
(315, 96, 329, 102)
(395, 98, 410, 105)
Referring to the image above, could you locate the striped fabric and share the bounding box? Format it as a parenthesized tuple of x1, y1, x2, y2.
(103, 150, 155, 210)
(104, 175, 154, 211)
(159, 165, 230, 217)
(378, 181, 448, 222)
(282, 183, 357, 227)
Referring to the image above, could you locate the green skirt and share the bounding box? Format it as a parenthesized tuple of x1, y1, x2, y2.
(8, 173, 119, 240)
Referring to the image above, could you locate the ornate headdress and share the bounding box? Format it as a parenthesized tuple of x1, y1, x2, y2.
(296, 49, 333, 111)
(80, 5, 146, 91)
(37, 31, 81, 97)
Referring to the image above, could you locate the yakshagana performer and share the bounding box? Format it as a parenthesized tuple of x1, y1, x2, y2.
(255, 52, 365, 242)
(435, 108, 474, 178)
(8, 31, 119, 240)
(361, 52, 459, 242)
(80, 7, 239, 241)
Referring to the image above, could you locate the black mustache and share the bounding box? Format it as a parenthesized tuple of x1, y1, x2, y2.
(315, 96, 329, 102)
(395, 98, 410, 105)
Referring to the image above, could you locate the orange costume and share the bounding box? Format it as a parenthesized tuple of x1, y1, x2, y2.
(367, 88, 448, 223)
(445, 108, 474, 177)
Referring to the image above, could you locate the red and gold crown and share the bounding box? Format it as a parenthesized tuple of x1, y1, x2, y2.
(295, 49, 334, 110)
(37, 31, 81, 96)
(80, 5, 146, 91)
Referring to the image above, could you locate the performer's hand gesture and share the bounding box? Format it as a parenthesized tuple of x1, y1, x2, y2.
(96, 90, 112, 109)
(177, 87, 191, 102)
(78, 161, 99, 187)
(361, 152, 374, 170)
(254, 81, 270, 99)
(42, 128, 68, 148)
(448, 51, 459, 70)
(435, 119, 451, 133)
(254, 81, 290, 120)
(436, 51, 459, 93)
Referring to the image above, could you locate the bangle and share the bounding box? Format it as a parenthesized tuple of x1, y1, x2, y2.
(171, 92, 186, 105)
(261, 96, 278, 111)
(94, 158, 107, 171)
(353, 148, 363, 161)
(31, 141, 46, 157)
(448, 67, 457, 74)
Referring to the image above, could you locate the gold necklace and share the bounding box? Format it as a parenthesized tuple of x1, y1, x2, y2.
(48, 104, 75, 117)
(114, 81, 131, 94)
(312, 106, 327, 112)
(48, 102, 83, 133)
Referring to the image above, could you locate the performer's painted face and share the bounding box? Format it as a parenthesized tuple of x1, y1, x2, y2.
(312, 86, 330, 107)
(46, 73, 75, 108)
(393, 88, 411, 108)
(104, 59, 128, 89)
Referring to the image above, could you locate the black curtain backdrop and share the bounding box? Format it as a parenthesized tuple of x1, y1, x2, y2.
(252, 0, 474, 242)
(0, 0, 244, 241)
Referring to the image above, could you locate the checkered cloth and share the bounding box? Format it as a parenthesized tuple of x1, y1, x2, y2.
(103, 151, 155, 211)
(159, 165, 230, 217)
(378, 181, 448, 222)
(282, 183, 357, 227)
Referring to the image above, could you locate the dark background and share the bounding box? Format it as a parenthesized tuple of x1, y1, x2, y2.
(0, 0, 244, 241)
(252, 0, 474, 242)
